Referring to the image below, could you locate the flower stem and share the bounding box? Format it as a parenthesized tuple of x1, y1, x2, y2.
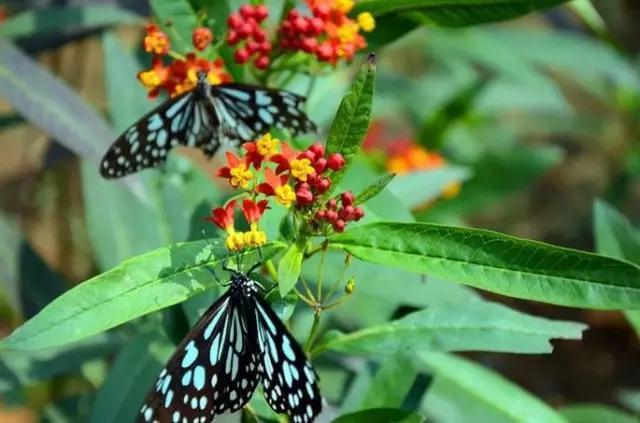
(304, 309, 321, 354)
(316, 240, 328, 301)
(324, 253, 351, 302)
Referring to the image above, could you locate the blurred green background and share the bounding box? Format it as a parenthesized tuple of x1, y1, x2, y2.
(0, 0, 639, 421)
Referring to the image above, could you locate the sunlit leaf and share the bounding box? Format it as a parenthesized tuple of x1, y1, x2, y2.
(330, 222, 640, 309)
(0, 242, 284, 351)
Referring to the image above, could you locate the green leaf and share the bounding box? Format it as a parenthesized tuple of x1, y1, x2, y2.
(149, 0, 198, 52)
(359, 354, 418, 409)
(0, 333, 124, 393)
(333, 408, 425, 423)
(326, 54, 376, 190)
(90, 330, 174, 423)
(355, 173, 396, 206)
(0, 40, 111, 161)
(278, 243, 304, 297)
(593, 199, 640, 337)
(0, 5, 140, 39)
(314, 301, 584, 356)
(353, 0, 568, 26)
(559, 404, 639, 423)
(330, 222, 640, 309)
(418, 352, 565, 422)
(0, 242, 284, 351)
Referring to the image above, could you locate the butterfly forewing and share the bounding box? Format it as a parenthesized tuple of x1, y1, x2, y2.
(138, 292, 259, 423)
(252, 296, 322, 423)
(100, 89, 219, 179)
(210, 83, 317, 146)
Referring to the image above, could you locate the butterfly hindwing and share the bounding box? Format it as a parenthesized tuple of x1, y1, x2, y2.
(252, 296, 322, 423)
(100, 90, 218, 179)
(210, 83, 317, 146)
(138, 291, 259, 423)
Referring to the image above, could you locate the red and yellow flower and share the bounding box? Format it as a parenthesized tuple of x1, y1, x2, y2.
(206, 201, 245, 251)
(257, 168, 296, 207)
(243, 133, 280, 169)
(143, 24, 170, 55)
(217, 152, 254, 189)
(242, 199, 268, 247)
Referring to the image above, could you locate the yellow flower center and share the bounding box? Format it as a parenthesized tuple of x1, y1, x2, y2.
(275, 184, 296, 207)
(207, 70, 222, 86)
(334, 0, 354, 13)
(357, 12, 375, 32)
(225, 231, 245, 251)
(229, 164, 253, 189)
(337, 22, 359, 44)
(290, 158, 315, 181)
(144, 34, 169, 54)
(256, 133, 279, 157)
(138, 70, 162, 88)
(244, 224, 267, 247)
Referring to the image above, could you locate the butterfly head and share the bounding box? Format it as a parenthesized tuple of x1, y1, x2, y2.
(229, 271, 260, 297)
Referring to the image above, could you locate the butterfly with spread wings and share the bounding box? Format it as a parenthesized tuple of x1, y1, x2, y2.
(100, 73, 317, 178)
(138, 262, 322, 423)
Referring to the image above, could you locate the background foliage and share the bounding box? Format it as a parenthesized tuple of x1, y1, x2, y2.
(0, 0, 639, 422)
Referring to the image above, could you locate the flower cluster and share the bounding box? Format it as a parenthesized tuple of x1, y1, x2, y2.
(137, 25, 231, 98)
(208, 133, 361, 251)
(279, 0, 375, 64)
(206, 199, 268, 251)
(226, 5, 272, 70)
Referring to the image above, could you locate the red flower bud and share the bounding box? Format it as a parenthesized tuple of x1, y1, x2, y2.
(309, 142, 325, 160)
(307, 173, 318, 186)
(317, 41, 334, 61)
(254, 55, 270, 70)
(327, 199, 337, 210)
(246, 40, 260, 54)
(340, 205, 355, 220)
(192, 27, 213, 51)
(293, 17, 309, 33)
(312, 4, 330, 19)
(310, 18, 325, 35)
(253, 27, 267, 42)
(239, 4, 254, 19)
(301, 37, 318, 53)
(259, 41, 272, 53)
(313, 157, 327, 174)
(254, 5, 269, 21)
(341, 191, 354, 206)
(299, 150, 315, 162)
(227, 13, 243, 29)
(296, 189, 314, 206)
(354, 207, 365, 221)
(315, 177, 330, 194)
(287, 9, 300, 21)
(226, 30, 240, 45)
(326, 210, 338, 222)
(327, 153, 345, 170)
(315, 210, 327, 221)
(296, 182, 311, 192)
(234, 48, 250, 64)
(333, 219, 346, 232)
(238, 22, 253, 38)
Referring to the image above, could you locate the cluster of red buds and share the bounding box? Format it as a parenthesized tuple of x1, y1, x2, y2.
(209, 133, 362, 251)
(315, 191, 364, 232)
(278, 0, 375, 64)
(138, 24, 231, 98)
(226, 4, 272, 70)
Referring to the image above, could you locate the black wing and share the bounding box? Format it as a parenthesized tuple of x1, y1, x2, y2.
(209, 83, 317, 146)
(138, 292, 260, 423)
(100, 89, 219, 179)
(251, 295, 322, 423)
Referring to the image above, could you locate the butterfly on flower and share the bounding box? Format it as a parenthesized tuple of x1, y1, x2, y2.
(100, 72, 317, 178)
(137, 260, 322, 423)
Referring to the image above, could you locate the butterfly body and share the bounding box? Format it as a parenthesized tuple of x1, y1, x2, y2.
(101, 75, 316, 178)
(138, 268, 322, 423)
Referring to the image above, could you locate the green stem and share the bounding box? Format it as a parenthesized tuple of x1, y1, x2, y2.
(303, 310, 321, 354)
(316, 241, 328, 301)
(265, 259, 278, 281)
(324, 253, 351, 302)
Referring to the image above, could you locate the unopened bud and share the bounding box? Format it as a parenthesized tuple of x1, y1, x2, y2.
(345, 277, 356, 294)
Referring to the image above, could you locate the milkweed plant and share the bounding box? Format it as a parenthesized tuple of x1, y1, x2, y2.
(1, 0, 640, 422)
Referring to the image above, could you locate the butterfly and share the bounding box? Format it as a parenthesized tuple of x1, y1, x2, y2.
(137, 261, 322, 423)
(100, 73, 317, 178)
